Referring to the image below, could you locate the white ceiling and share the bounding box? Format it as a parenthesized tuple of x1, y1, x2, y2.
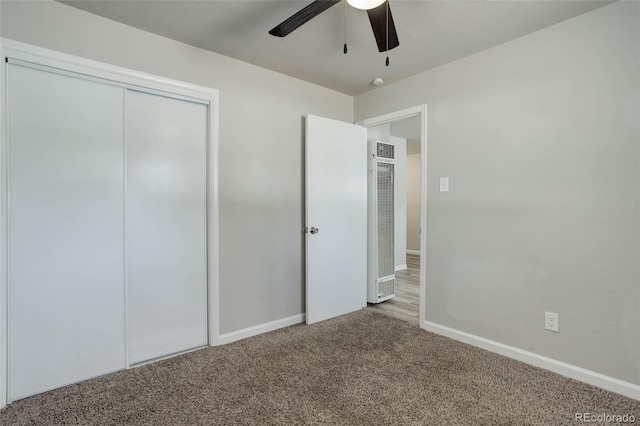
(59, 0, 613, 96)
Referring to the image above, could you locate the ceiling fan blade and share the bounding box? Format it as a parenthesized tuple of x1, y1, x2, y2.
(367, 1, 399, 52)
(269, 0, 341, 37)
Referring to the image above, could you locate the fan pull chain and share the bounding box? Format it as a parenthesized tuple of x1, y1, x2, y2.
(343, 0, 348, 54)
(385, 0, 389, 66)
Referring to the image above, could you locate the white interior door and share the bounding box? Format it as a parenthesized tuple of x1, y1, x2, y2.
(8, 64, 126, 400)
(126, 90, 208, 365)
(305, 114, 366, 324)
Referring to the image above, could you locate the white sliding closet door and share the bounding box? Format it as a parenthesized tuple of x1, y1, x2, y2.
(8, 64, 126, 400)
(126, 90, 208, 365)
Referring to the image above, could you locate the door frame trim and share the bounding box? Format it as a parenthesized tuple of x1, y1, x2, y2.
(0, 39, 221, 407)
(356, 104, 427, 327)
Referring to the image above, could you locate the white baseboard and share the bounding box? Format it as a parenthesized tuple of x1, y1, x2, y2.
(395, 264, 407, 272)
(423, 321, 640, 400)
(406, 250, 420, 256)
(216, 314, 305, 346)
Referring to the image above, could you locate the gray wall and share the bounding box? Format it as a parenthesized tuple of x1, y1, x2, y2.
(0, 0, 354, 336)
(390, 136, 407, 269)
(406, 153, 421, 253)
(356, 1, 639, 385)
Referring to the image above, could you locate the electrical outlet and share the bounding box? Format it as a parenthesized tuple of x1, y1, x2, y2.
(545, 312, 559, 332)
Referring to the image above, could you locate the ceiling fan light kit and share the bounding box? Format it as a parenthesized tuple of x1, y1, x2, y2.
(346, 0, 386, 10)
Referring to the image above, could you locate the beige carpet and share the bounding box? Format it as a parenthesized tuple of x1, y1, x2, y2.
(1, 310, 638, 425)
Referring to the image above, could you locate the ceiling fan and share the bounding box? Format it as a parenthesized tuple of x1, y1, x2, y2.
(269, 0, 399, 58)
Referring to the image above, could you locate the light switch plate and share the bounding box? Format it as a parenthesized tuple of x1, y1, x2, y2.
(439, 177, 449, 192)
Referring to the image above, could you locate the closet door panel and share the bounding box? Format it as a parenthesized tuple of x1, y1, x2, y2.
(126, 90, 207, 364)
(8, 65, 126, 400)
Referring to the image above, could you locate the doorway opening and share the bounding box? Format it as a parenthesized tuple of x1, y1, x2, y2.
(356, 105, 427, 328)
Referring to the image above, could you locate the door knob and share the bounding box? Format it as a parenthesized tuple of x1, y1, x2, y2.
(310, 227, 319, 234)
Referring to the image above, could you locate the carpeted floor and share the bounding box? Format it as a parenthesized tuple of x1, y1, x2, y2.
(1, 309, 638, 425)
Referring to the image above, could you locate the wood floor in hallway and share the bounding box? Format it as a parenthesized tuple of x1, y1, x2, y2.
(367, 254, 420, 325)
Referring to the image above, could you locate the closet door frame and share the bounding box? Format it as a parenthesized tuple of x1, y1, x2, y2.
(0, 39, 221, 407)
